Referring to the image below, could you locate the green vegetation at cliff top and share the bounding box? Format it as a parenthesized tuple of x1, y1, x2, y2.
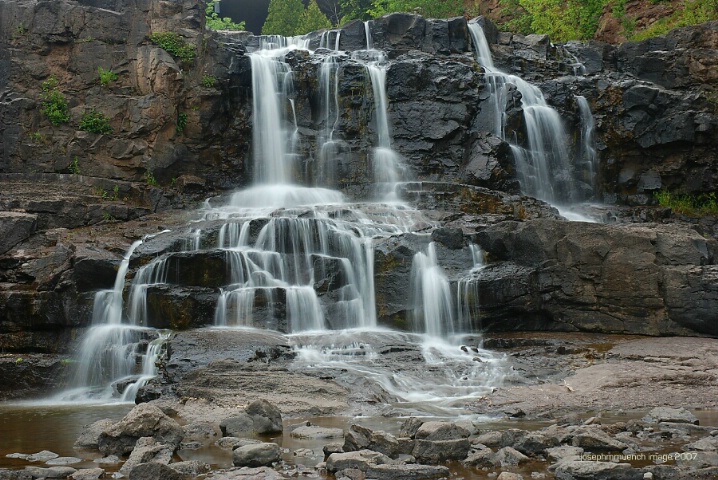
(312, 0, 718, 42)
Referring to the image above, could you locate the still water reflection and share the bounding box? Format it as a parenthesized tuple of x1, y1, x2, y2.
(0, 403, 132, 470)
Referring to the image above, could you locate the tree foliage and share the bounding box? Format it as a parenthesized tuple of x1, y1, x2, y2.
(297, 0, 333, 35)
(206, 2, 246, 31)
(262, 0, 305, 36)
(498, 0, 718, 42)
(368, 0, 464, 19)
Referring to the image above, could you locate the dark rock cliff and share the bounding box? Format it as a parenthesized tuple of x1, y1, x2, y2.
(0, 0, 717, 383)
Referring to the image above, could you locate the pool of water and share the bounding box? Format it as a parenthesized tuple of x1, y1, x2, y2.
(0, 402, 133, 471)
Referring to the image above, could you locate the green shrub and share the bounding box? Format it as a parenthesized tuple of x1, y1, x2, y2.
(149, 32, 196, 63)
(654, 190, 718, 216)
(145, 170, 159, 187)
(79, 109, 112, 135)
(98, 66, 118, 87)
(202, 74, 217, 88)
(176, 112, 188, 134)
(41, 76, 70, 126)
(69, 155, 81, 174)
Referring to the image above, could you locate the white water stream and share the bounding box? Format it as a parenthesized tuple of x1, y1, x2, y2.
(469, 22, 600, 221)
(50, 20, 604, 412)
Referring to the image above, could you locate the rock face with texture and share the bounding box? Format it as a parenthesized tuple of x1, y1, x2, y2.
(97, 404, 184, 456)
(474, 219, 718, 335)
(1, 0, 718, 404)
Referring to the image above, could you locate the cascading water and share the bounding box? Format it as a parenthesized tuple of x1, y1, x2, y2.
(410, 242, 456, 338)
(469, 22, 592, 207)
(577, 95, 598, 192)
(358, 21, 405, 199)
(54, 26, 511, 411)
(56, 232, 170, 403)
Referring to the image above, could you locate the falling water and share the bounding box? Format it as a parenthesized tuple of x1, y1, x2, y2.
(577, 95, 598, 193)
(409, 242, 456, 338)
(469, 22, 579, 205)
(358, 23, 405, 199)
(317, 50, 342, 186)
(52, 29, 511, 411)
(57, 233, 171, 403)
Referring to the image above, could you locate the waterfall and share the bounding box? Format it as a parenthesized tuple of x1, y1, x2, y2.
(49, 30, 512, 412)
(468, 22, 582, 205)
(57, 233, 170, 403)
(409, 242, 456, 338)
(318, 51, 342, 186)
(577, 95, 598, 193)
(457, 245, 484, 334)
(356, 24, 405, 199)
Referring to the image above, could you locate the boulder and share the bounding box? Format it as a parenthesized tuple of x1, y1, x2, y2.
(232, 443, 282, 468)
(22, 466, 76, 479)
(118, 437, 173, 476)
(167, 460, 211, 476)
(326, 450, 392, 473)
(412, 438, 471, 463)
(70, 468, 105, 480)
(75, 419, 114, 449)
(366, 463, 450, 480)
(553, 460, 642, 480)
(181, 422, 220, 444)
(570, 427, 629, 452)
(97, 403, 184, 455)
(414, 421, 470, 441)
(245, 399, 283, 434)
(128, 462, 188, 480)
(219, 414, 255, 437)
(0, 212, 37, 255)
(642, 407, 699, 425)
(495, 446, 530, 467)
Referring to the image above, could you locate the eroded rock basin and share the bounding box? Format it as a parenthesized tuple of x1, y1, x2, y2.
(2, 332, 718, 479)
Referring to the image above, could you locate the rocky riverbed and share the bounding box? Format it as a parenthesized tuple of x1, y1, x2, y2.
(2, 332, 718, 479)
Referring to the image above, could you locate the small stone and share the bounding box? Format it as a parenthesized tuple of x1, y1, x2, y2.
(27, 450, 60, 462)
(71, 468, 105, 480)
(497, 473, 524, 480)
(94, 455, 120, 464)
(216, 437, 260, 449)
(290, 426, 344, 439)
(46, 457, 82, 466)
(643, 473, 654, 479)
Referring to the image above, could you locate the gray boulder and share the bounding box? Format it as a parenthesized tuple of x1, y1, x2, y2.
(643, 407, 699, 425)
(495, 446, 530, 467)
(366, 463, 450, 480)
(220, 414, 255, 437)
(414, 421, 470, 441)
(168, 460, 211, 476)
(245, 399, 283, 434)
(0, 212, 37, 255)
(290, 425, 344, 439)
(569, 427, 629, 452)
(553, 460, 643, 480)
(232, 442, 282, 467)
(118, 437, 173, 476)
(75, 418, 114, 448)
(97, 403, 184, 455)
(412, 438, 471, 463)
(326, 450, 392, 473)
(128, 462, 188, 480)
(22, 466, 76, 479)
(69, 469, 105, 480)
